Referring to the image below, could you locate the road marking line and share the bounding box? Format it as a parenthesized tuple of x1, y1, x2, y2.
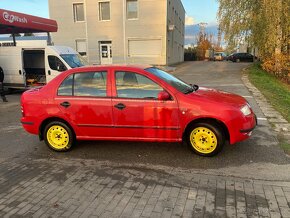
(0, 125, 22, 132)
(257, 117, 267, 121)
(242, 96, 253, 98)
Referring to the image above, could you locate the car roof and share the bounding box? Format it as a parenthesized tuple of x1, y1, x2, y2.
(67, 64, 154, 74)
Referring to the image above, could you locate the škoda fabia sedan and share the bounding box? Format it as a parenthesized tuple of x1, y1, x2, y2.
(21, 66, 256, 156)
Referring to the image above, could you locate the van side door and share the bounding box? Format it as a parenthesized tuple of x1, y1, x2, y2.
(0, 46, 23, 87)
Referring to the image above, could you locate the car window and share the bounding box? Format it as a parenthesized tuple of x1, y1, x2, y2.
(74, 72, 107, 97)
(115, 71, 163, 99)
(48, 55, 67, 72)
(145, 67, 193, 94)
(58, 75, 74, 96)
(57, 72, 107, 97)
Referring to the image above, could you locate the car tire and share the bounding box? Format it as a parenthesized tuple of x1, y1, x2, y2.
(44, 121, 74, 152)
(236, 58, 240, 62)
(186, 122, 225, 157)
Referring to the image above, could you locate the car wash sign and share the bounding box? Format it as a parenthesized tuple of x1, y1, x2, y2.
(0, 9, 58, 34)
(3, 11, 28, 24)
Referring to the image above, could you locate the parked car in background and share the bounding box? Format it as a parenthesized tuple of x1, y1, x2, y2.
(213, 53, 223, 61)
(225, 53, 234, 61)
(21, 65, 256, 157)
(230, 53, 256, 62)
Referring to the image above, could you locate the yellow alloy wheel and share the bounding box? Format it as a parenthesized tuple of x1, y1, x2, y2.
(190, 127, 217, 154)
(46, 125, 69, 150)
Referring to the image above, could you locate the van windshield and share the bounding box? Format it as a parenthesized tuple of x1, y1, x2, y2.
(60, 54, 88, 68)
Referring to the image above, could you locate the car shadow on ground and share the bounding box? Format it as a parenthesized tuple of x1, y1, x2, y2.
(29, 123, 289, 170)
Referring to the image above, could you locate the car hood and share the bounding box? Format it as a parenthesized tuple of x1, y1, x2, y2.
(189, 87, 246, 107)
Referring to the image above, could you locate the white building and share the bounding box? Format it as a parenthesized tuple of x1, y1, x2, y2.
(49, 0, 185, 65)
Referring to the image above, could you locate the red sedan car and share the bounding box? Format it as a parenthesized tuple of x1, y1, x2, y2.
(21, 65, 256, 156)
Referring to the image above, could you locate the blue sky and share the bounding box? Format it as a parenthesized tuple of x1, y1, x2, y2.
(0, 0, 219, 44)
(182, 0, 219, 25)
(0, 0, 218, 24)
(0, 0, 49, 18)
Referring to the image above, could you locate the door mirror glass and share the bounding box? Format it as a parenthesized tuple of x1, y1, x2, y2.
(157, 91, 171, 101)
(57, 64, 66, 72)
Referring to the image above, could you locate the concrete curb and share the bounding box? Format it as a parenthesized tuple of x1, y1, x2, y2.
(241, 68, 290, 144)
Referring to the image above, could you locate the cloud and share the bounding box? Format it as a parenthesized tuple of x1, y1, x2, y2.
(184, 35, 195, 40)
(184, 24, 220, 45)
(185, 15, 194, 26)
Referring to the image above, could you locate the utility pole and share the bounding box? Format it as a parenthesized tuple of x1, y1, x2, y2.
(198, 22, 208, 42)
(217, 27, 221, 49)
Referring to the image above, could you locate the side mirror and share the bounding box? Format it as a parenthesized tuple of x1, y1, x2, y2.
(158, 91, 171, 101)
(57, 64, 66, 72)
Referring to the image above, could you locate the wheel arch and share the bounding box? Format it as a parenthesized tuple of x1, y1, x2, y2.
(183, 117, 230, 142)
(39, 117, 75, 141)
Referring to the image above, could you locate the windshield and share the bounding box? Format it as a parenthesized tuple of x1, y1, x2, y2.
(145, 67, 194, 94)
(60, 54, 88, 68)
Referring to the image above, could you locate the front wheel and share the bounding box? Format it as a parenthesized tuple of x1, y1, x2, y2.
(186, 122, 225, 157)
(44, 121, 74, 151)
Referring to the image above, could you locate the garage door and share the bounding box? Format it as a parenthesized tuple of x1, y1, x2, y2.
(128, 39, 162, 57)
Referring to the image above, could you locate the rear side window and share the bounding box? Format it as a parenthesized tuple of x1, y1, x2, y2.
(57, 72, 107, 97)
(58, 75, 73, 96)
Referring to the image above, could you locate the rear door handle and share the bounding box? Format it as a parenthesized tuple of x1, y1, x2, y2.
(114, 103, 126, 110)
(60, 101, 71, 108)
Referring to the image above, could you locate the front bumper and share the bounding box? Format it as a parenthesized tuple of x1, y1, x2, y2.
(229, 113, 257, 144)
(240, 114, 257, 134)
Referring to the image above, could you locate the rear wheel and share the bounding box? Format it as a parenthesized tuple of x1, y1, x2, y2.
(44, 121, 74, 151)
(186, 122, 225, 157)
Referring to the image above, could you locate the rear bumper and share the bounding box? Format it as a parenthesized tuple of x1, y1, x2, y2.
(21, 117, 38, 135)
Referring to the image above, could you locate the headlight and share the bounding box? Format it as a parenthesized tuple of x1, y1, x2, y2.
(240, 104, 251, 116)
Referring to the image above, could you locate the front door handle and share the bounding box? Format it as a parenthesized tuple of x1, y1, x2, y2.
(60, 101, 71, 108)
(114, 103, 126, 110)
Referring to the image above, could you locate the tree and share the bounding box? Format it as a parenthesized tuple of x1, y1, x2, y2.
(217, 0, 289, 60)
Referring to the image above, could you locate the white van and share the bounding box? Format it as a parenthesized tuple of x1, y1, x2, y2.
(0, 46, 87, 89)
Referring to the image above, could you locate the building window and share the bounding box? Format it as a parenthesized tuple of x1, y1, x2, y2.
(73, 3, 85, 22)
(99, 2, 110, 21)
(76, 39, 87, 56)
(127, 0, 138, 19)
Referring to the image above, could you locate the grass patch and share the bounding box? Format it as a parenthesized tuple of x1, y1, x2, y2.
(247, 63, 290, 122)
(279, 138, 290, 155)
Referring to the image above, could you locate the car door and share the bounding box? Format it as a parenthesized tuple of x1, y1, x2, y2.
(112, 70, 180, 140)
(55, 70, 113, 139)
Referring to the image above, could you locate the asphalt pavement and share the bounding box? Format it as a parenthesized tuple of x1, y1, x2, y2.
(0, 61, 290, 217)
